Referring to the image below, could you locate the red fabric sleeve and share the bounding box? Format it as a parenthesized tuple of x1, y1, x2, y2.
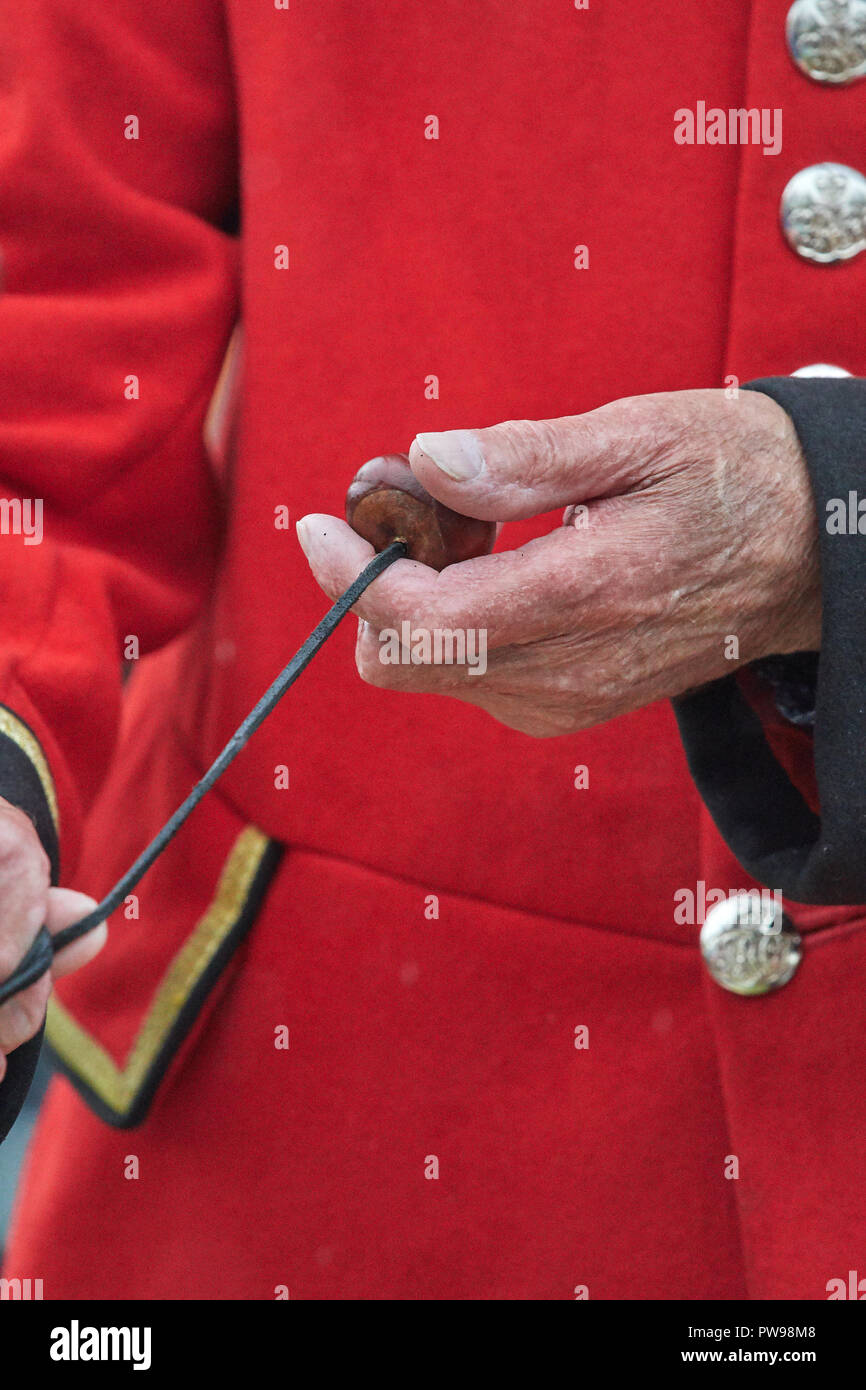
(0, 0, 238, 876)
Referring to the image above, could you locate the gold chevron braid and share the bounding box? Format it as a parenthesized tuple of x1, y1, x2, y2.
(45, 825, 271, 1116)
(0, 706, 59, 829)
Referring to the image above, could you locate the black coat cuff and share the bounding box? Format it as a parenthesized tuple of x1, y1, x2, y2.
(0, 707, 59, 1144)
(672, 376, 866, 905)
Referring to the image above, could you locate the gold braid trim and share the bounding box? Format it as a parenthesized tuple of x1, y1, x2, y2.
(45, 825, 271, 1116)
(0, 706, 59, 829)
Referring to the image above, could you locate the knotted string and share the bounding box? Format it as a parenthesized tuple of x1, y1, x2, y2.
(0, 542, 406, 1007)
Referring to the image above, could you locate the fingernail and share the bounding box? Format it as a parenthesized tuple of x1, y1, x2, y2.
(89, 921, 109, 955)
(295, 517, 311, 554)
(413, 430, 484, 481)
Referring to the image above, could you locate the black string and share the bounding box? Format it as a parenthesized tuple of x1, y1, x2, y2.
(0, 542, 406, 1008)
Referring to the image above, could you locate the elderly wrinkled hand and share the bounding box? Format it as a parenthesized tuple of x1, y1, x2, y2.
(296, 389, 821, 738)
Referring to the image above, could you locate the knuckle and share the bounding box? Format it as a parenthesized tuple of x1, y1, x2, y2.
(525, 417, 567, 470)
(22, 852, 50, 901)
(12, 996, 43, 1040)
(496, 696, 583, 739)
(0, 927, 37, 981)
(498, 417, 557, 472)
(494, 416, 589, 493)
(0, 814, 48, 879)
(36, 853, 50, 893)
(0, 811, 31, 861)
(520, 714, 565, 738)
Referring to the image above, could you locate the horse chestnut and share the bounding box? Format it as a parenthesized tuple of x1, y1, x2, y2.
(345, 454, 496, 571)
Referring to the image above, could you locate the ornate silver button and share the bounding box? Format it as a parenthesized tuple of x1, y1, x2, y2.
(700, 894, 802, 996)
(781, 163, 866, 263)
(787, 0, 866, 85)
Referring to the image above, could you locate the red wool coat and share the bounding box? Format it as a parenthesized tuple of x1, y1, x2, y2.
(2, 0, 865, 1299)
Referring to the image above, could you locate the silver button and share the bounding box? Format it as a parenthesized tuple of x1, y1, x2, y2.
(700, 894, 802, 996)
(781, 162, 866, 262)
(792, 363, 852, 376)
(787, 0, 866, 85)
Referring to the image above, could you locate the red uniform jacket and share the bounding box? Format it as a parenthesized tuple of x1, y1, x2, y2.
(2, 0, 865, 1298)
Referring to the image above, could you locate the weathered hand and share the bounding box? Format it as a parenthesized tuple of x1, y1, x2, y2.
(0, 799, 106, 1077)
(296, 389, 821, 738)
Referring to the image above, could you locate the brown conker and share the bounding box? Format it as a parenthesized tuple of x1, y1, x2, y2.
(345, 453, 496, 572)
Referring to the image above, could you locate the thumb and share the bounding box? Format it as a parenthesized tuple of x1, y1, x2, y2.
(408, 392, 692, 521)
(47, 888, 107, 979)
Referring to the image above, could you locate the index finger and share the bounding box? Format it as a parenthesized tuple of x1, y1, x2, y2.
(296, 511, 624, 646)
